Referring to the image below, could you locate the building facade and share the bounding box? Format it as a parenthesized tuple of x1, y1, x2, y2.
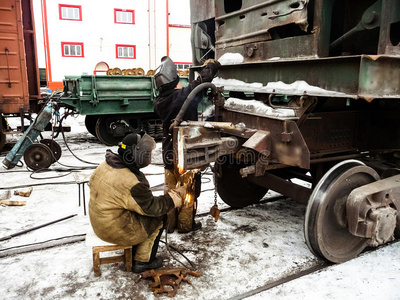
(33, 0, 192, 90)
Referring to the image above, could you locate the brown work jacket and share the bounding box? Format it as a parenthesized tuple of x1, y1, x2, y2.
(89, 151, 181, 246)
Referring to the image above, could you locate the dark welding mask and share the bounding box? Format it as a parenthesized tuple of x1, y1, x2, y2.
(118, 132, 156, 169)
(155, 56, 180, 93)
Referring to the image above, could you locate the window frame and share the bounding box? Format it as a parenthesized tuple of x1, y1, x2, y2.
(115, 44, 136, 59)
(61, 42, 84, 58)
(114, 9, 135, 24)
(59, 4, 82, 21)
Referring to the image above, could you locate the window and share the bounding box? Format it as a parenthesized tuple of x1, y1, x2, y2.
(62, 42, 84, 57)
(175, 63, 192, 70)
(114, 9, 135, 24)
(59, 4, 82, 21)
(116, 45, 136, 59)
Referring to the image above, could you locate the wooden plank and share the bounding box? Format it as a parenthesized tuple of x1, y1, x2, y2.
(0, 200, 26, 206)
(93, 245, 131, 253)
(100, 256, 124, 264)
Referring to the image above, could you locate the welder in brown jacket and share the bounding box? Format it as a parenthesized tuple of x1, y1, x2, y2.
(154, 56, 220, 232)
(89, 132, 187, 273)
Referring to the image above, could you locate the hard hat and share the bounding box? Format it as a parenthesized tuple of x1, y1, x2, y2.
(155, 56, 180, 93)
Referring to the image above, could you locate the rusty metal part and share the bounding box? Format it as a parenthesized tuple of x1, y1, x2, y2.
(23, 143, 53, 170)
(141, 268, 201, 298)
(304, 160, 379, 263)
(214, 0, 309, 49)
(247, 171, 311, 204)
(347, 174, 400, 246)
(222, 111, 310, 169)
(174, 125, 240, 170)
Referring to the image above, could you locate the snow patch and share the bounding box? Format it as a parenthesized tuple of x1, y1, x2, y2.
(218, 53, 244, 65)
(224, 98, 296, 118)
(212, 77, 350, 98)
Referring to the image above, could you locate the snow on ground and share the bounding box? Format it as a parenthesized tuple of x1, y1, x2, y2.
(0, 115, 399, 300)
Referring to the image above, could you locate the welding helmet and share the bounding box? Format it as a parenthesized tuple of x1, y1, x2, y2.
(155, 56, 180, 93)
(118, 132, 156, 169)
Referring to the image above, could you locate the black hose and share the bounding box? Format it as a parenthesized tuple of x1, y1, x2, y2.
(170, 82, 217, 130)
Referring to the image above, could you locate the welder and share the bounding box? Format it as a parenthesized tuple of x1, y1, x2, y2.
(88, 132, 187, 273)
(153, 56, 221, 233)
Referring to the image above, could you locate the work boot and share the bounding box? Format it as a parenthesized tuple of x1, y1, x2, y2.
(132, 256, 163, 273)
(192, 221, 202, 231)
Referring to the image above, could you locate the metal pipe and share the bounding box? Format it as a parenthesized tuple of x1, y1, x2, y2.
(0, 214, 77, 242)
(170, 82, 217, 130)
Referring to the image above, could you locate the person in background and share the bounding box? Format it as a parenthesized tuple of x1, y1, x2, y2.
(153, 56, 221, 233)
(88, 132, 187, 273)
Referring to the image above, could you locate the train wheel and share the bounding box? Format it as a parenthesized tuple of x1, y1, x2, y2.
(84, 115, 98, 137)
(304, 160, 380, 263)
(215, 156, 268, 208)
(95, 117, 122, 146)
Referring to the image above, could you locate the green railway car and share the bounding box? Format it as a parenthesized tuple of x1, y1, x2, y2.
(59, 75, 209, 145)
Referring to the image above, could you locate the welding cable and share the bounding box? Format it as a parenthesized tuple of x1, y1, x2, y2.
(170, 82, 217, 130)
(163, 229, 195, 270)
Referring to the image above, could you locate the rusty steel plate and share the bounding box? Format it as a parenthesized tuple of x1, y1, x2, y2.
(304, 159, 379, 263)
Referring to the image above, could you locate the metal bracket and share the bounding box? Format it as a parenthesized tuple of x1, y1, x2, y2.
(347, 174, 400, 246)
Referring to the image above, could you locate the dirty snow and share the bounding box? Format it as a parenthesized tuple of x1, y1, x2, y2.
(212, 77, 351, 98)
(224, 98, 296, 119)
(0, 115, 399, 300)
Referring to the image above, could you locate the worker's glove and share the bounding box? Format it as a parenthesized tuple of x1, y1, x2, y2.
(168, 185, 188, 208)
(198, 59, 221, 82)
(174, 185, 188, 200)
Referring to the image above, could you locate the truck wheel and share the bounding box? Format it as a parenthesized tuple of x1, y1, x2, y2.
(85, 115, 98, 137)
(215, 156, 268, 208)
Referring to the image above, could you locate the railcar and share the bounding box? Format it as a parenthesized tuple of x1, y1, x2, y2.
(0, 0, 41, 152)
(177, 0, 400, 262)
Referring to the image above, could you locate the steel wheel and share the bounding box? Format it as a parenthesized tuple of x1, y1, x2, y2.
(40, 139, 62, 162)
(304, 160, 380, 263)
(215, 156, 268, 208)
(95, 117, 122, 146)
(24, 143, 53, 170)
(84, 115, 98, 137)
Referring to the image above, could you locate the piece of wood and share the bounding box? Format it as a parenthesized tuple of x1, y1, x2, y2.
(124, 248, 132, 272)
(92, 245, 131, 253)
(0, 200, 26, 206)
(100, 256, 125, 264)
(14, 187, 33, 197)
(93, 252, 101, 277)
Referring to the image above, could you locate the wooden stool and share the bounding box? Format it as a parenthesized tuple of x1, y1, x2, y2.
(86, 227, 132, 277)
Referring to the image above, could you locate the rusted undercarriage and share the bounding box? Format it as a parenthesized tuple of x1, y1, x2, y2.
(173, 88, 400, 263)
(186, 0, 400, 263)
